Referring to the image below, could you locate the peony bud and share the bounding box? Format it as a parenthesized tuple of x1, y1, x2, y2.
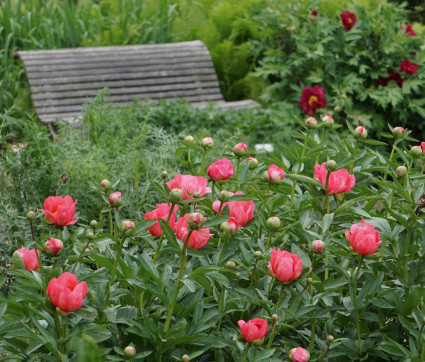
(26, 211, 36, 222)
(325, 160, 337, 172)
(396, 166, 407, 178)
(326, 335, 334, 343)
(307, 277, 313, 284)
(184, 135, 194, 143)
(182, 355, 190, 362)
(289, 347, 310, 362)
(410, 146, 422, 158)
(311, 239, 325, 253)
(353, 126, 367, 140)
(322, 115, 334, 128)
(121, 220, 135, 232)
(305, 117, 317, 129)
(169, 189, 183, 204)
(201, 137, 214, 149)
(12, 249, 26, 270)
(87, 232, 95, 240)
(123, 346, 136, 360)
(247, 156, 259, 169)
(392, 126, 405, 138)
(44, 237, 63, 255)
(254, 251, 263, 259)
(100, 179, 111, 191)
(220, 217, 238, 235)
(90, 220, 98, 228)
(218, 190, 229, 203)
(272, 314, 279, 322)
(161, 170, 169, 179)
(187, 213, 204, 230)
(192, 192, 200, 199)
(233, 142, 248, 157)
(87, 289, 97, 304)
(108, 191, 122, 207)
(266, 216, 281, 231)
(225, 260, 236, 269)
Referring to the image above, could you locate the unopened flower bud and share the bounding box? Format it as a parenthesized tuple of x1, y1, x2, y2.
(90, 220, 98, 228)
(322, 115, 334, 128)
(44, 237, 63, 255)
(193, 192, 200, 199)
(254, 251, 263, 259)
(354, 126, 367, 140)
(392, 126, 405, 138)
(272, 314, 279, 322)
(305, 117, 317, 129)
(184, 135, 194, 143)
(161, 170, 169, 179)
(87, 289, 96, 304)
(307, 277, 313, 284)
(170, 189, 183, 204)
(410, 145, 422, 158)
(201, 137, 214, 149)
(311, 239, 325, 253)
(289, 347, 310, 362)
(100, 179, 111, 190)
(12, 250, 25, 270)
(325, 160, 337, 171)
(253, 338, 265, 346)
(225, 260, 236, 269)
(233, 142, 248, 157)
(123, 346, 136, 359)
(220, 218, 238, 235)
(108, 191, 122, 207)
(87, 232, 95, 240)
(218, 190, 229, 203)
(326, 335, 334, 343)
(247, 156, 259, 169)
(121, 220, 135, 232)
(266, 216, 281, 231)
(188, 213, 204, 230)
(396, 166, 407, 178)
(182, 355, 190, 362)
(422, 317, 425, 324)
(26, 211, 36, 222)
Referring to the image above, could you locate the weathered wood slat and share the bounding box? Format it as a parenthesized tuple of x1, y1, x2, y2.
(194, 100, 261, 110)
(31, 74, 219, 94)
(28, 67, 218, 86)
(23, 54, 212, 71)
(32, 81, 221, 101)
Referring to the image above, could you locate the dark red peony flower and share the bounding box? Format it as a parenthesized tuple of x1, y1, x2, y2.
(299, 85, 327, 115)
(400, 60, 418, 75)
(310, 10, 318, 17)
(401, 23, 416, 37)
(340, 11, 357, 31)
(377, 70, 403, 88)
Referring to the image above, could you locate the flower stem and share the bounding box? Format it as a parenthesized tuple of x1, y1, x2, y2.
(290, 130, 310, 207)
(217, 236, 229, 266)
(318, 341, 331, 362)
(103, 234, 127, 309)
(211, 181, 215, 204)
(30, 220, 45, 290)
(315, 128, 327, 165)
(384, 139, 399, 180)
(402, 226, 413, 281)
(200, 149, 208, 175)
(72, 238, 93, 273)
(325, 172, 331, 215)
(265, 231, 273, 250)
(153, 203, 176, 264)
(163, 230, 193, 333)
(236, 158, 241, 181)
(266, 284, 285, 349)
(109, 210, 113, 235)
(241, 343, 251, 362)
(349, 139, 359, 174)
(417, 322, 425, 354)
(248, 259, 258, 290)
(353, 256, 364, 356)
(421, 161, 425, 174)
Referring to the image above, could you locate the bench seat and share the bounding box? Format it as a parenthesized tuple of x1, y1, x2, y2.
(15, 40, 259, 124)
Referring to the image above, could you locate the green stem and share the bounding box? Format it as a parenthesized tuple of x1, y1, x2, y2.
(318, 342, 331, 362)
(53, 314, 64, 354)
(325, 172, 331, 215)
(402, 227, 413, 281)
(71, 238, 92, 273)
(258, 183, 271, 240)
(217, 236, 229, 266)
(31, 222, 45, 290)
(384, 139, 399, 180)
(308, 282, 315, 349)
(417, 323, 425, 354)
(266, 285, 285, 349)
(349, 139, 359, 174)
(353, 256, 364, 356)
(211, 181, 215, 205)
(315, 128, 327, 165)
(241, 343, 251, 362)
(200, 149, 208, 175)
(153, 203, 176, 264)
(163, 230, 193, 333)
(248, 260, 258, 290)
(109, 210, 113, 235)
(265, 232, 273, 250)
(282, 283, 309, 324)
(290, 130, 310, 207)
(421, 161, 425, 174)
(236, 157, 241, 181)
(103, 235, 127, 309)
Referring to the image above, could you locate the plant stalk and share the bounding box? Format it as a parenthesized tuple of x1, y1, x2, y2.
(153, 203, 176, 264)
(353, 256, 364, 356)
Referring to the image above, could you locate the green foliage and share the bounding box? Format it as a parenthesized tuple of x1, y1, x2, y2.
(253, 0, 425, 138)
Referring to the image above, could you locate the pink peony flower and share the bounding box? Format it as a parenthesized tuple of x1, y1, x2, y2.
(340, 11, 357, 31)
(400, 60, 418, 75)
(207, 158, 234, 181)
(299, 85, 327, 115)
(39, 195, 78, 227)
(44, 237, 63, 255)
(47, 272, 88, 312)
(213, 191, 255, 227)
(289, 347, 310, 362)
(267, 164, 286, 184)
(268, 248, 303, 283)
(345, 220, 381, 255)
(421, 142, 425, 155)
(166, 174, 211, 200)
(238, 319, 268, 343)
(144, 203, 179, 238)
(314, 162, 355, 195)
(233, 142, 248, 157)
(174, 213, 211, 249)
(15, 247, 40, 271)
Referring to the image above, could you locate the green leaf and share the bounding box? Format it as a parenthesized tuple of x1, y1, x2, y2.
(285, 173, 322, 188)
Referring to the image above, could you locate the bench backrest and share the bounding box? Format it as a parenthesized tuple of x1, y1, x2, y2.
(15, 40, 224, 124)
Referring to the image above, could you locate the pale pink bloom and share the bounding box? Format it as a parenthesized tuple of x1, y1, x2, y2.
(345, 220, 381, 255)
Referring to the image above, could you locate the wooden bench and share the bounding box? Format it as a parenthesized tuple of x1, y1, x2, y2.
(14, 40, 259, 125)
